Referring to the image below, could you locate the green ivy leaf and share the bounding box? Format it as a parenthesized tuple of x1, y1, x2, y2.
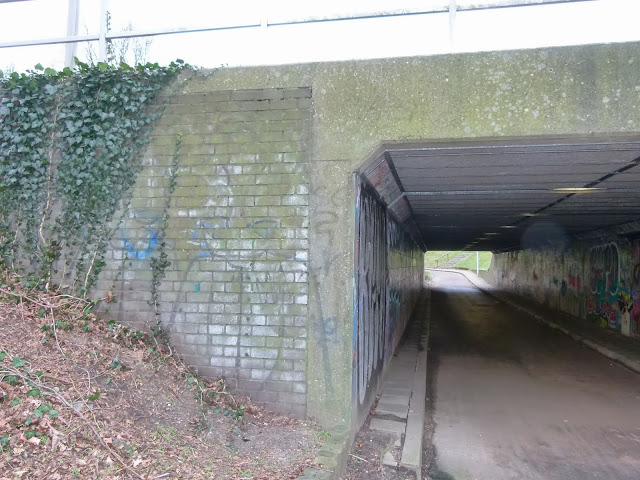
(12, 357, 26, 368)
(73, 57, 88, 69)
(0, 59, 186, 296)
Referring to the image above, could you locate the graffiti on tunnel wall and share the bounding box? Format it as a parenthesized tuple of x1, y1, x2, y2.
(493, 239, 640, 340)
(587, 242, 621, 329)
(584, 241, 640, 335)
(353, 180, 423, 414)
(354, 182, 387, 407)
(589, 243, 620, 297)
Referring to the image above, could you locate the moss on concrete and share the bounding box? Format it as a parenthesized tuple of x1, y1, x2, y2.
(144, 42, 640, 430)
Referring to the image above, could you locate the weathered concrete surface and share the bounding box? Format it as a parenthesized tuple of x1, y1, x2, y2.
(96, 41, 640, 427)
(429, 270, 640, 480)
(182, 43, 640, 164)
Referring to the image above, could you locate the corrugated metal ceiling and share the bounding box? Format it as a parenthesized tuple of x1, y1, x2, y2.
(359, 137, 640, 252)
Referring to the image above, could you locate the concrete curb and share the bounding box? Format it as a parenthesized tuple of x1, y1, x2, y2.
(297, 288, 433, 480)
(400, 288, 431, 478)
(437, 268, 640, 376)
(296, 425, 351, 480)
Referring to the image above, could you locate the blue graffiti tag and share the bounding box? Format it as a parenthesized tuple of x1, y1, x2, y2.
(123, 229, 159, 259)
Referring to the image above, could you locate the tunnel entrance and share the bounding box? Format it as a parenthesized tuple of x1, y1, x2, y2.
(358, 136, 640, 252)
(352, 135, 640, 422)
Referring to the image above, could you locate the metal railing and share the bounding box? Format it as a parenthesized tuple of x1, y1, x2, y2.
(435, 252, 453, 267)
(0, 0, 590, 67)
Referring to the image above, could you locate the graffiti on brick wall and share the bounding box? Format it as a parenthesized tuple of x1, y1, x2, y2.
(116, 198, 310, 381)
(121, 209, 165, 260)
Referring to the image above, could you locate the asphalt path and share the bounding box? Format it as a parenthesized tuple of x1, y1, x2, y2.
(428, 270, 640, 480)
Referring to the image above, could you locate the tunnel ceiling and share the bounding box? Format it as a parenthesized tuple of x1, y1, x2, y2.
(359, 137, 640, 252)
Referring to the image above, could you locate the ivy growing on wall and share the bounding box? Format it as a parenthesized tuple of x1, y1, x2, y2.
(149, 132, 182, 342)
(0, 59, 187, 295)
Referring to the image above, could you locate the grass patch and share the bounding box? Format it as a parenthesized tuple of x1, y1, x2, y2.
(454, 251, 493, 270)
(425, 251, 493, 270)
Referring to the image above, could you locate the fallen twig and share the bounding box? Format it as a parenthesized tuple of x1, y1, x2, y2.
(50, 307, 64, 356)
(350, 453, 370, 463)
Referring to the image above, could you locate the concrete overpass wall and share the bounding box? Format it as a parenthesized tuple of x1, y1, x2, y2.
(91, 41, 640, 427)
(489, 237, 640, 339)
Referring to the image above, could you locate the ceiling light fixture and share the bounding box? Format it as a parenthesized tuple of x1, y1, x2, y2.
(500, 225, 517, 229)
(552, 187, 606, 193)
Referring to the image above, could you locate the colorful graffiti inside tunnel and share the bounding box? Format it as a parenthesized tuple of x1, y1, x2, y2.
(352, 136, 640, 418)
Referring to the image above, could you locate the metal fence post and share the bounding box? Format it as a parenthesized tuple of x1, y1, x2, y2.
(64, 0, 79, 67)
(98, 0, 108, 62)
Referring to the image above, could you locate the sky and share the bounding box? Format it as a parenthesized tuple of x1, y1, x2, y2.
(1, 0, 640, 72)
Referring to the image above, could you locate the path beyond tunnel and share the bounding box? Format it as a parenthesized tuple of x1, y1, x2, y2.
(427, 270, 640, 480)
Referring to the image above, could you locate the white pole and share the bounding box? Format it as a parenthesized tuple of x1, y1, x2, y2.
(98, 0, 108, 62)
(64, 0, 79, 67)
(449, 0, 457, 49)
(476, 251, 479, 276)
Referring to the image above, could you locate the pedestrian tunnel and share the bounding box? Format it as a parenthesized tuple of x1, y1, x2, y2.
(352, 135, 640, 422)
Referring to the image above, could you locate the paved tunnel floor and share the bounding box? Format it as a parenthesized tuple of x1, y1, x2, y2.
(427, 270, 640, 480)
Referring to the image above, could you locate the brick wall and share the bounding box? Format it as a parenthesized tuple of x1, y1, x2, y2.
(95, 87, 312, 416)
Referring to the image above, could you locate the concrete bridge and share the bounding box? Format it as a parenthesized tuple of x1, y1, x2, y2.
(95, 40, 640, 434)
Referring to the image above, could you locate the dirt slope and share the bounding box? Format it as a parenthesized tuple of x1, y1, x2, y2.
(0, 272, 321, 479)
